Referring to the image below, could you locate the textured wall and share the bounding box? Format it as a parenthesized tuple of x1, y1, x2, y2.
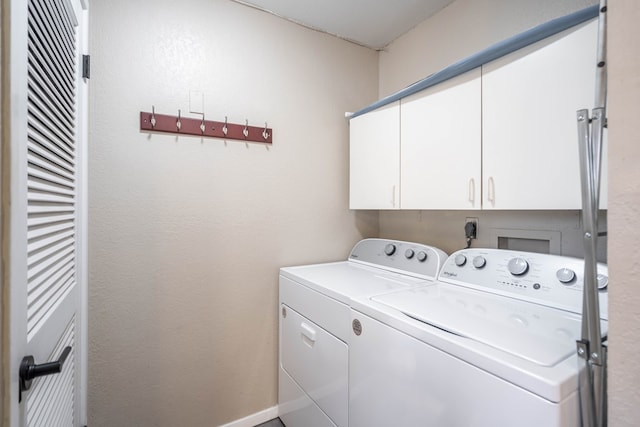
(608, 1, 640, 425)
(379, 0, 596, 97)
(88, 0, 378, 425)
(379, 210, 606, 259)
(0, 0, 4, 420)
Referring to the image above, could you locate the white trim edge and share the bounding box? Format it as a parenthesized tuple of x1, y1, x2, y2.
(218, 405, 279, 427)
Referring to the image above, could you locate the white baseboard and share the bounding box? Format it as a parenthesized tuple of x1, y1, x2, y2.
(218, 405, 279, 427)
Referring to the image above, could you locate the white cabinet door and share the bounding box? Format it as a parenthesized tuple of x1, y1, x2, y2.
(349, 102, 400, 209)
(482, 20, 606, 210)
(401, 69, 482, 209)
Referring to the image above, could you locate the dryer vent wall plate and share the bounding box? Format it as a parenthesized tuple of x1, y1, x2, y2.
(498, 236, 549, 254)
(490, 228, 561, 254)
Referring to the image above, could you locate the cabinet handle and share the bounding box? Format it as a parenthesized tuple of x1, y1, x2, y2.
(468, 178, 475, 206)
(488, 177, 495, 205)
(300, 322, 317, 343)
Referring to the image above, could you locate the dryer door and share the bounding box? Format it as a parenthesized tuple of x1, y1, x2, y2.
(281, 304, 348, 427)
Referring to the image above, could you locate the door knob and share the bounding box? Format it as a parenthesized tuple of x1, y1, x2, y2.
(19, 346, 71, 401)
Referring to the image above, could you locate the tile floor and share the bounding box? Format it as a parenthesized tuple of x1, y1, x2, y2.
(254, 418, 285, 427)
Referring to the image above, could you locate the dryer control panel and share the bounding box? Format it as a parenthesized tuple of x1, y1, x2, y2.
(439, 248, 608, 319)
(349, 238, 448, 281)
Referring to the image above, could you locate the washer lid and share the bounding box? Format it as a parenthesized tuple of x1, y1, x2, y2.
(371, 284, 608, 367)
(281, 261, 430, 304)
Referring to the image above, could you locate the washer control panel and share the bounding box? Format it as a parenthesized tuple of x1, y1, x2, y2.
(439, 248, 608, 319)
(349, 239, 448, 280)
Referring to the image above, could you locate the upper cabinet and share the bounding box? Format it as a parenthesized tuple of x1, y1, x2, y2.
(349, 101, 400, 209)
(482, 20, 607, 210)
(401, 69, 482, 210)
(349, 17, 606, 211)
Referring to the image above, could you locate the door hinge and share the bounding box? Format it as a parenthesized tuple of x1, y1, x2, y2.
(82, 54, 90, 79)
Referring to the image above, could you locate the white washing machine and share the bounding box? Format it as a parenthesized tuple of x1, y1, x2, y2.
(349, 248, 608, 427)
(278, 239, 448, 427)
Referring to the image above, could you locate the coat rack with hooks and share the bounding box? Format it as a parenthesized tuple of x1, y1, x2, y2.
(139, 108, 273, 144)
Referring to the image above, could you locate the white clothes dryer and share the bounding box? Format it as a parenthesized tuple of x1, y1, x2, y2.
(349, 248, 608, 427)
(278, 239, 448, 427)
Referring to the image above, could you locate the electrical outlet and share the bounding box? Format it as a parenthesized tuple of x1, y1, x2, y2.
(465, 217, 479, 239)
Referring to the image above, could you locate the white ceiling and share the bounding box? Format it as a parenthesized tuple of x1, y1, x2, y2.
(231, 0, 456, 50)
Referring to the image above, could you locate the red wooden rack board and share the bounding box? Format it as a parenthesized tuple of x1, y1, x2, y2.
(139, 111, 273, 144)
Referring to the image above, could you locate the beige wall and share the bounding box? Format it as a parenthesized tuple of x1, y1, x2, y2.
(379, 0, 596, 97)
(379, 210, 606, 260)
(87, 0, 378, 425)
(0, 0, 4, 419)
(608, 1, 640, 425)
(378, 0, 640, 425)
(88, 0, 640, 425)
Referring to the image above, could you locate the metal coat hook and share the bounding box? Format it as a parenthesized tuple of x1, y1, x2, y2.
(243, 119, 249, 138)
(150, 106, 157, 128)
(139, 110, 272, 144)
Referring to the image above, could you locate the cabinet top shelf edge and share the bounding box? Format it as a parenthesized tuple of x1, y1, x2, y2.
(349, 5, 598, 120)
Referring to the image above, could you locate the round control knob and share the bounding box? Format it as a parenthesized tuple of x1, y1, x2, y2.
(597, 274, 608, 290)
(556, 268, 576, 284)
(384, 244, 396, 256)
(472, 256, 486, 269)
(507, 257, 529, 276)
(454, 254, 467, 266)
(405, 249, 415, 259)
(417, 251, 428, 262)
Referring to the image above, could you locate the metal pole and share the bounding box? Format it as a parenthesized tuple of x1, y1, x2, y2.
(576, 1, 607, 426)
(594, 0, 608, 111)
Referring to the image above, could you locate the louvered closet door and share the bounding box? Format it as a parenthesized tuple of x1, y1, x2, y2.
(20, 0, 86, 425)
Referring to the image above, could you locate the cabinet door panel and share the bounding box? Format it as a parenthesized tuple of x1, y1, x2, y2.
(349, 102, 400, 209)
(482, 20, 606, 210)
(401, 69, 482, 209)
